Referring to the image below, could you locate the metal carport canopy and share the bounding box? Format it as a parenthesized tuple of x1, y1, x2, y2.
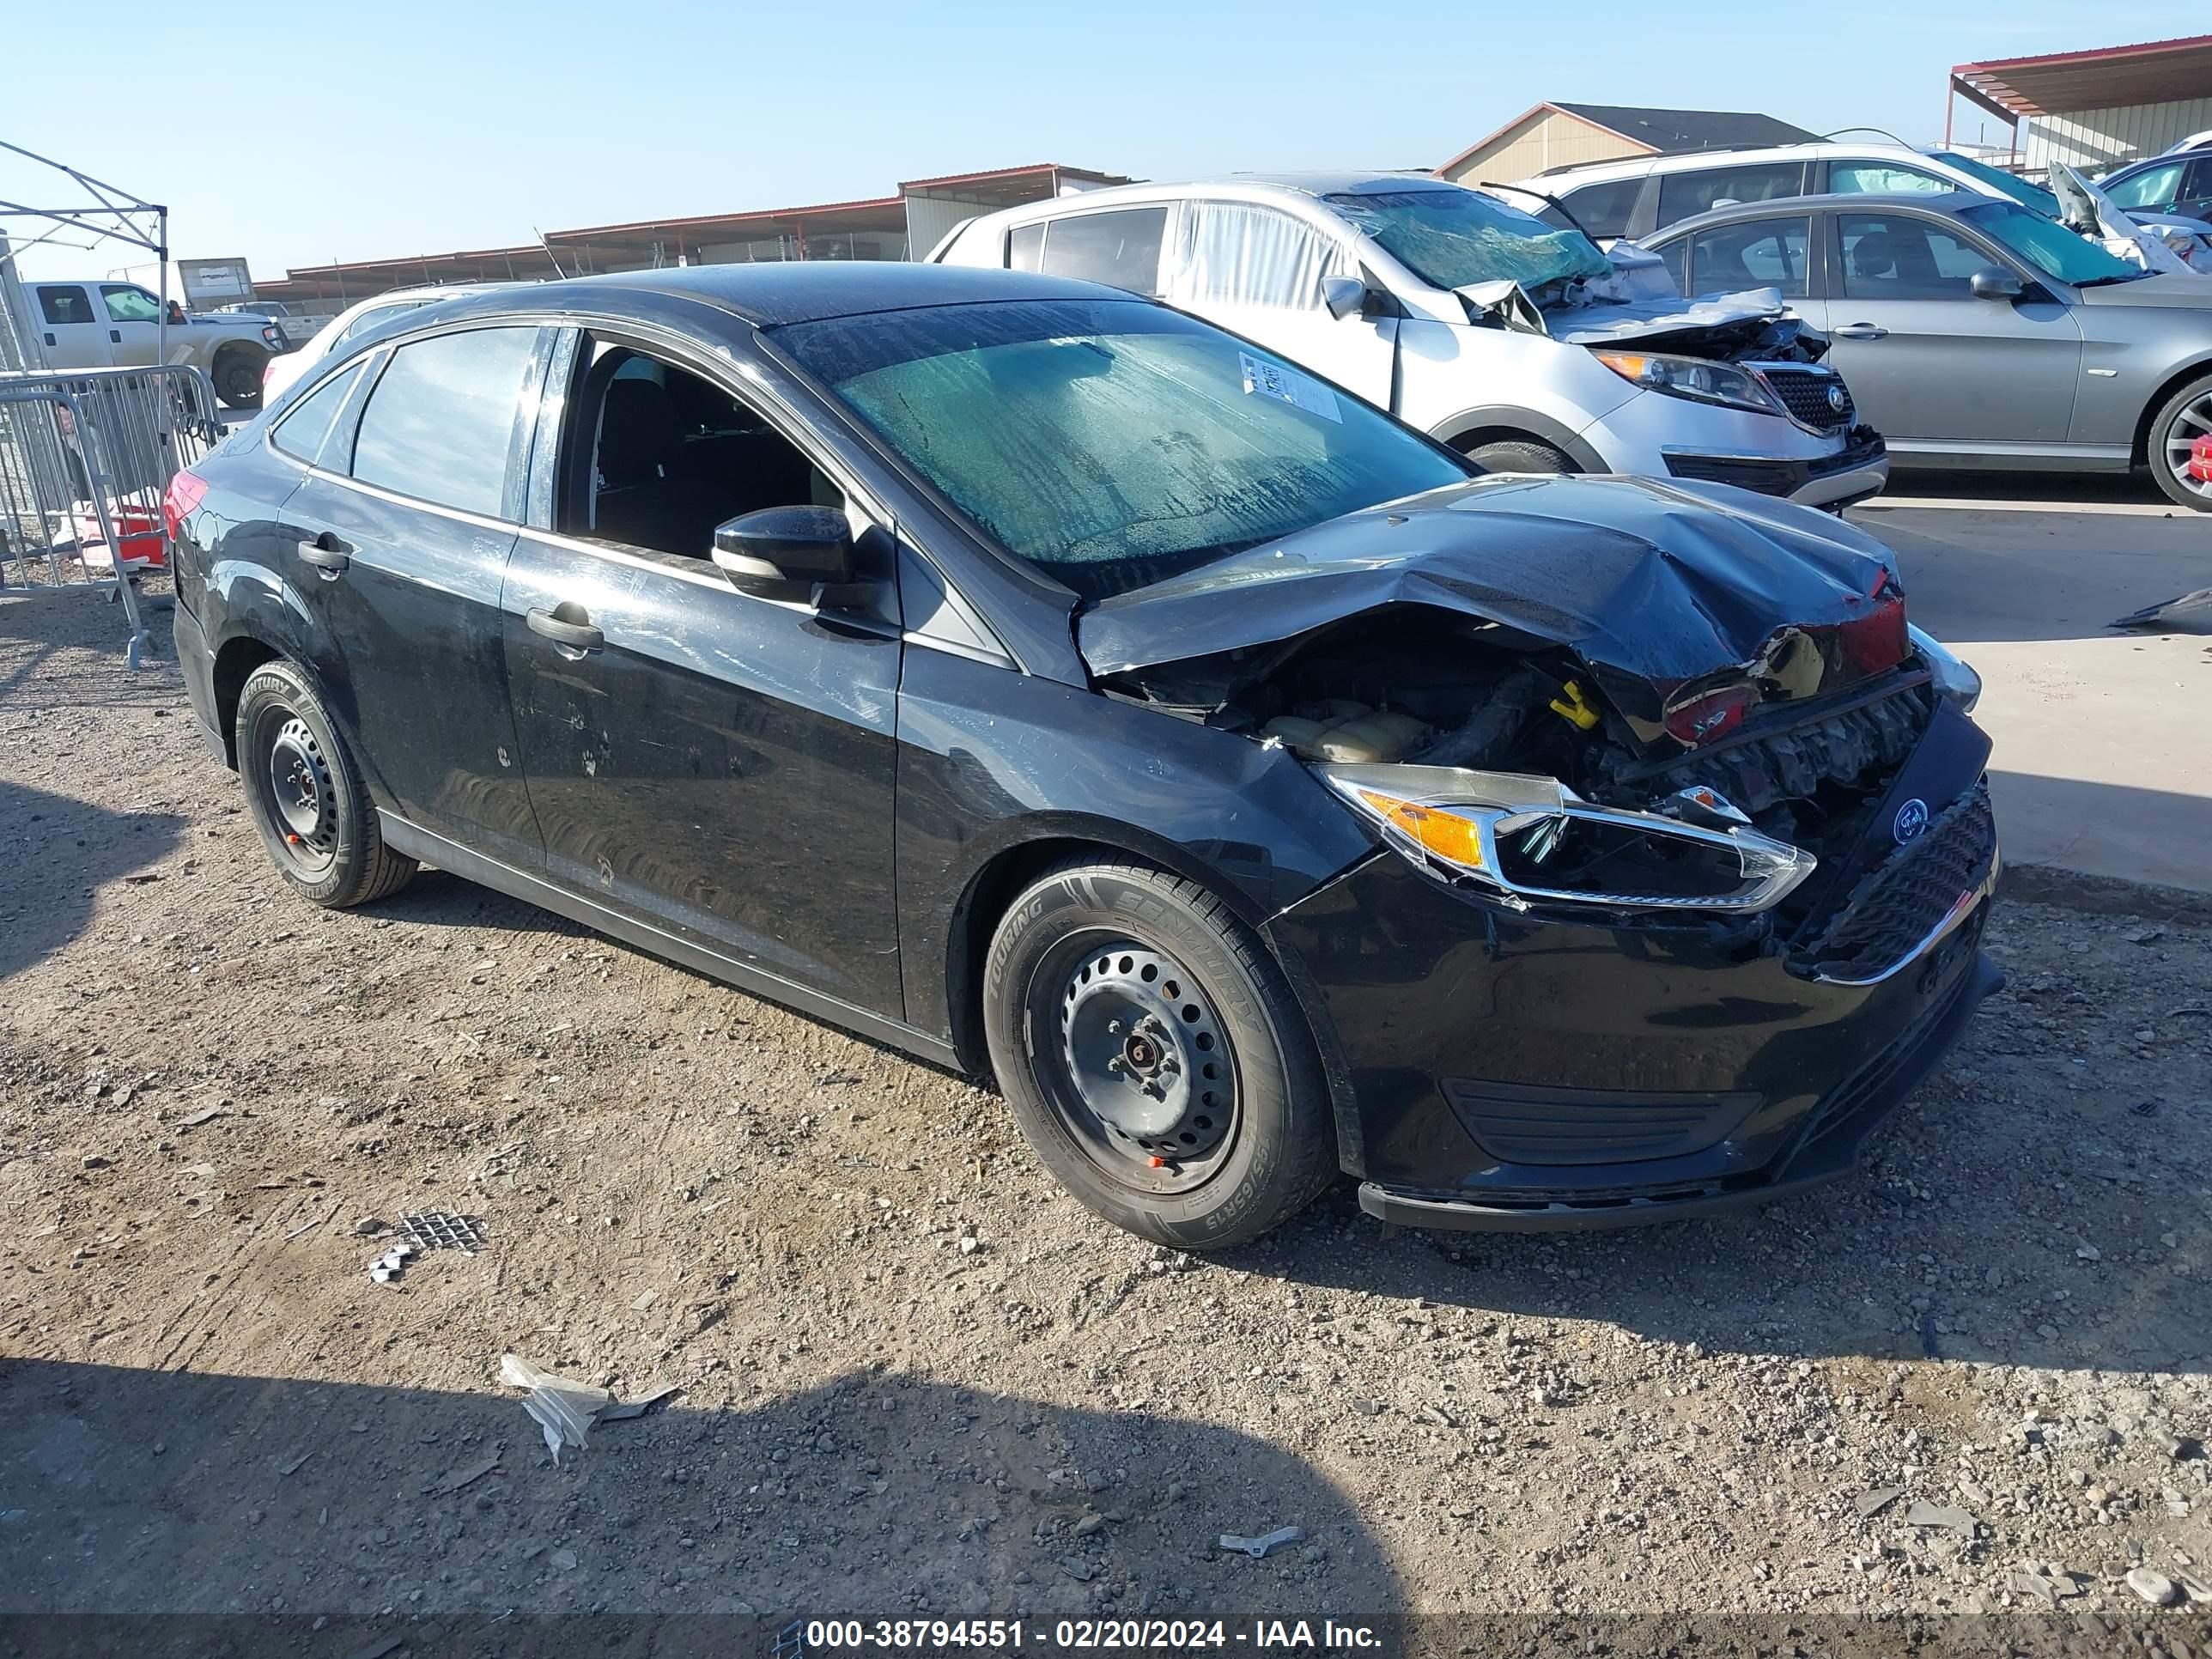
(1951, 33, 2212, 121)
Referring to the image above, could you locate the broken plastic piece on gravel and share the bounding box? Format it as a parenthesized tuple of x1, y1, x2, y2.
(499, 1353, 611, 1464)
(1854, 1486, 1903, 1518)
(1219, 1525, 1304, 1559)
(595, 1382, 680, 1423)
(1903, 1499, 1977, 1536)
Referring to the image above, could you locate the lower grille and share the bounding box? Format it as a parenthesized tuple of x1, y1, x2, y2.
(1793, 786, 1996, 981)
(1760, 365, 1856, 431)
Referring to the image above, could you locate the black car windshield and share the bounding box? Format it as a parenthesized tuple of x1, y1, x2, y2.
(773, 298, 1470, 602)
(1956, 199, 2147, 286)
(1322, 187, 1612, 292)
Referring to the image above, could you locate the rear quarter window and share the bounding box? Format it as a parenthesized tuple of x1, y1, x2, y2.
(1036, 208, 1169, 295)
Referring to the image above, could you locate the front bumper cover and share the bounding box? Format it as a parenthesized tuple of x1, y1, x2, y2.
(1662, 428, 1889, 508)
(1263, 710, 2000, 1232)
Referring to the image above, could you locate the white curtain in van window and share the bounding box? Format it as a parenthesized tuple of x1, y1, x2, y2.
(1169, 203, 1346, 310)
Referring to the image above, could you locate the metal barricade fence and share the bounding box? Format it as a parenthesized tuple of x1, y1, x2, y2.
(0, 363, 223, 668)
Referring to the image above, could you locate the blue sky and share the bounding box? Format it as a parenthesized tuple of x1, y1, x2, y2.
(4, 0, 2202, 283)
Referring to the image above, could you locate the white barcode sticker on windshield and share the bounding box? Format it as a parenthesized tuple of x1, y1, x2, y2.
(1239, 351, 1341, 423)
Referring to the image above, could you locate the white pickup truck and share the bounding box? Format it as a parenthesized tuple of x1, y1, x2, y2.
(21, 278, 290, 408)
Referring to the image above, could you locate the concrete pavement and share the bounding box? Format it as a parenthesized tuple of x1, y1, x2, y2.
(1851, 476, 2212, 896)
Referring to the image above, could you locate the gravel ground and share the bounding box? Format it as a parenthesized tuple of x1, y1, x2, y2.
(2, 584, 2209, 1650)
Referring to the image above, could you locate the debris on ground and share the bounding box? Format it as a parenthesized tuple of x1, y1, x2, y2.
(1903, 1500, 1978, 1537)
(177, 1106, 231, 1129)
(396, 1210, 487, 1254)
(594, 1382, 680, 1422)
(435, 1455, 501, 1494)
(499, 1354, 610, 1464)
(1219, 1525, 1304, 1559)
(2112, 586, 2212, 633)
(1854, 1486, 1903, 1518)
(2126, 1566, 2180, 1606)
(368, 1242, 416, 1285)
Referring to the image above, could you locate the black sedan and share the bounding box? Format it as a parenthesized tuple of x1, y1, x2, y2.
(165, 264, 2002, 1249)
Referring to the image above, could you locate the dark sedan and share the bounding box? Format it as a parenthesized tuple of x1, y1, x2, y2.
(165, 264, 2001, 1249)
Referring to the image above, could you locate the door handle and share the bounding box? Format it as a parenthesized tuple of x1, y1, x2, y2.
(1832, 323, 1888, 340)
(43, 332, 54, 347)
(110, 329, 122, 343)
(527, 605, 604, 653)
(296, 534, 351, 577)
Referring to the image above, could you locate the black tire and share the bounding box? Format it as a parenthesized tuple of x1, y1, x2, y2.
(2146, 372, 2212, 511)
(981, 858, 1336, 1250)
(234, 659, 415, 908)
(211, 349, 264, 410)
(1462, 436, 1577, 477)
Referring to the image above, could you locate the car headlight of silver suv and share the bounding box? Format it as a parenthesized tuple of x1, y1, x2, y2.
(1592, 349, 1784, 416)
(1321, 763, 1817, 914)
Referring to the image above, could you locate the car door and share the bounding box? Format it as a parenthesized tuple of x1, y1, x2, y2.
(1160, 200, 1396, 408)
(31, 284, 110, 368)
(1810, 208, 2082, 446)
(96, 283, 163, 367)
(274, 323, 550, 868)
(498, 326, 903, 1014)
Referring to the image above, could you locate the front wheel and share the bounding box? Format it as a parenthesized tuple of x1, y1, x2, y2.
(211, 349, 264, 410)
(981, 859, 1337, 1249)
(1461, 436, 1577, 477)
(235, 659, 415, 908)
(2148, 372, 2212, 510)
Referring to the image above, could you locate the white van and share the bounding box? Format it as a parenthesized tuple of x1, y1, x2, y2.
(931, 173, 1887, 508)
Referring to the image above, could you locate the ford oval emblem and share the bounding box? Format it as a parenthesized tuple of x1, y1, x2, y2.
(1893, 798, 1929, 844)
(1826, 383, 1849, 412)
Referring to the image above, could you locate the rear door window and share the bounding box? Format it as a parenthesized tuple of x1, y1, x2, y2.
(1656, 162, 1807, 230)
(349, 326, 543, 517)
(1680, 216, 1811, 297)
(36, 286, 94, 325)
(1036, 208, 1169, 295)
(1554, 176, 1644, 239)
(1175, 203, 1342, 308)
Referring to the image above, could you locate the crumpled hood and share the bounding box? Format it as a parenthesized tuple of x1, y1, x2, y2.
(1077, 474, 1905, 721)
(1542, 286, 1790, 347)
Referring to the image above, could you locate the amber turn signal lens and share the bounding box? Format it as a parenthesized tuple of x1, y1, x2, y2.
(1356, 790, 1486, 870)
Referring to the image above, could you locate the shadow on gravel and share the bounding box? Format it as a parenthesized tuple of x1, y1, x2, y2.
(370, 868, 593, 939)
(0, 780, 183, 982)
(0, 1358, 1401, 1639)
(1237, 1163, 2212, 1378)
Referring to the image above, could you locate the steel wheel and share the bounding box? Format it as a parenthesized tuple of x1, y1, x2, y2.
(254, 710, 339, 877)
(1031, 932, 1243, 1197)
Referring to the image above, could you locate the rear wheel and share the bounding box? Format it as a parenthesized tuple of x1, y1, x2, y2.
(211, 349, 264, 410)
(2148, 372, 2212, 510)
(1462, 436, 1577, 477)
(234, 660, 415, 908)
(981, 859, 1336, 1249)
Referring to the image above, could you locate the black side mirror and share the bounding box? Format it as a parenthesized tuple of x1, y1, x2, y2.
(1969, 267, 2024, 301)
(711, 505, 866, 606)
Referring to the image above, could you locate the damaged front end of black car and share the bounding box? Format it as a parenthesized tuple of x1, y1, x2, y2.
(1083, 474, 2002, 1230)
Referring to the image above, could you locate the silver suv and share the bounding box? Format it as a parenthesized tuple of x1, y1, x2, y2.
(931, 173, 1887, 509)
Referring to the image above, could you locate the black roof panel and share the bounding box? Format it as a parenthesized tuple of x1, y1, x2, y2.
(1556, 103, 1820, 155)
(489, 262, 1112, 328)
